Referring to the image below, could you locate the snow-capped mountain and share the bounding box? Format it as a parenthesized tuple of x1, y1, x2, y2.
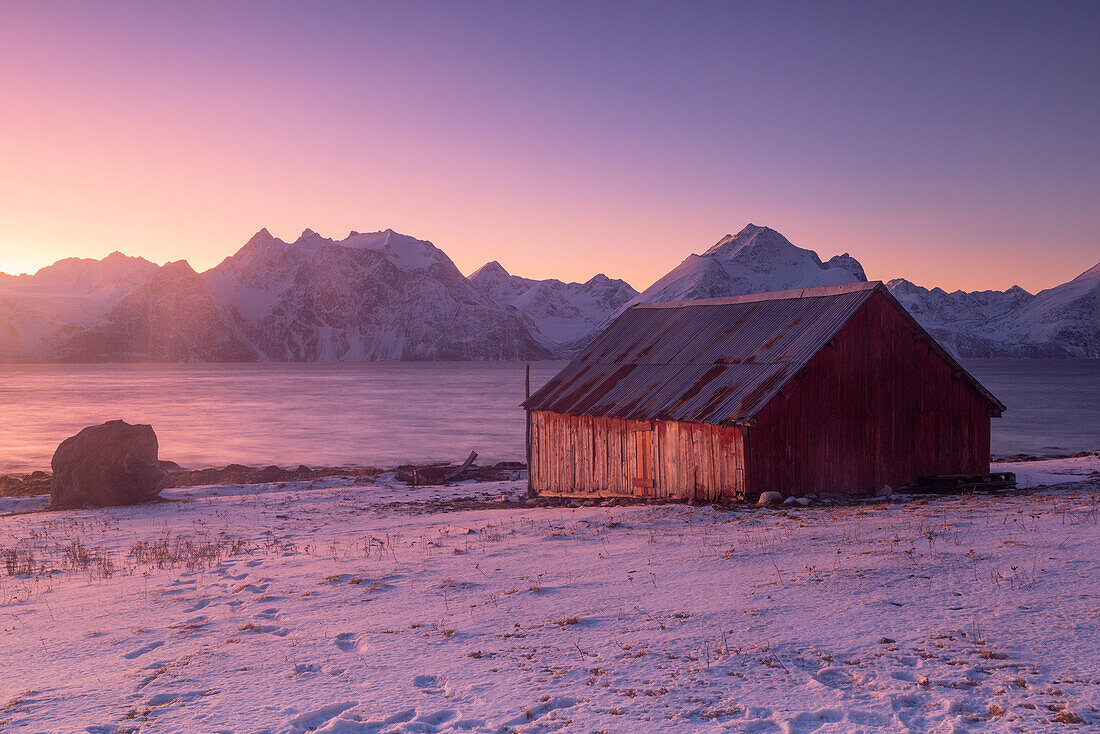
(0, 223, 1095, 361)
(889, 261, 1100, 358)
(0, 229, 549, 362)
(204, 229, 549, 361)
(468, 261, 637, 349)
(0, 252, 160, 359)
(565, 223, 869, 352)
(991, 262, 1099, 357)
(57, 260, 257, 362)
(627, 224, 866, 306)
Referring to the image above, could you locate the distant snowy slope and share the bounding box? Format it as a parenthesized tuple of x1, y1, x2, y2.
(988, 261, 1100, 357)
(886, 279, 1036, 357)
(204, 229, 549, 361)
(0, 252, 159, 360)
(57, 260, 258, 362)
(887, 261, 1100, 358)
(469, 261, 637, 349)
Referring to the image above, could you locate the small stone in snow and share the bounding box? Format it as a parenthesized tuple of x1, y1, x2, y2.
(757, 491, 782, 506)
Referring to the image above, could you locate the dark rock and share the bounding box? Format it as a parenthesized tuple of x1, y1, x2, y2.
(50, 420, 166, 508)
(158, 460, 183, 473)
(256, 465, 284, 483)
(757, 491, 783, 506)
(0, 472, 53, 498)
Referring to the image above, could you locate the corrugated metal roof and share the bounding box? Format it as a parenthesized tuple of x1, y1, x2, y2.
(524, 281, 1005, 424)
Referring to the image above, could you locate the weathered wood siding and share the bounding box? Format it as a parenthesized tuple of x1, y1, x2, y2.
(745, 290, 992, 496)
(529, 412, 745, 501)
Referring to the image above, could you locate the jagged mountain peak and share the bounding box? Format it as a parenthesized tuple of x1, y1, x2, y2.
(159, 259, 199, 277)
(623, 224, 867, 312)
(292, 229, 332, 251)
(198, 227, 546, 361)
(246, 228, 276, 246)
(703, 224, 792, 257)
(8, 252, 160, 298)
(470, 260, 638, 350)
(470, 260, 511, 280)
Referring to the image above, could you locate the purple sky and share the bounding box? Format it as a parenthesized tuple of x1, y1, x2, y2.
(1, 0, 1097, 292)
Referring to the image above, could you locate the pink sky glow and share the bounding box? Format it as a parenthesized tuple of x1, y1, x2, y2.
(1, 2, 1096, 293)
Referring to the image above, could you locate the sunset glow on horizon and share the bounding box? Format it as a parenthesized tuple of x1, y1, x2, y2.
(1, 1, 1097, 293)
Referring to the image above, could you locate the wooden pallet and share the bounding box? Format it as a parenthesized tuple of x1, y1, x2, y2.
(912, 471, 1016, 494)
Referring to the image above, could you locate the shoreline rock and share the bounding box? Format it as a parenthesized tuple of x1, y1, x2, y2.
(50, 420, 166, 509)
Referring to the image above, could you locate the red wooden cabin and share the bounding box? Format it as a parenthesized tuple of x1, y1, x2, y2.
(523, 282, 1005, 501)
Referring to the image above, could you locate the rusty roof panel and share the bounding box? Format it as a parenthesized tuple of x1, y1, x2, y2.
(524, 284, 880, 423)
(523, 281, 1006, 423)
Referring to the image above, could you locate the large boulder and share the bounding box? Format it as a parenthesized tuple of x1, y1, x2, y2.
(50, 420, 166, 508)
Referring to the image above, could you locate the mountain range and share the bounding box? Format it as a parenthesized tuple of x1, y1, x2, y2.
(1, 224, 1096, 361)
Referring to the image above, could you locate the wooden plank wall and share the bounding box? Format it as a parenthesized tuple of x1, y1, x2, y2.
(746, 290, 993, 496)
(529, 411, 745, 501)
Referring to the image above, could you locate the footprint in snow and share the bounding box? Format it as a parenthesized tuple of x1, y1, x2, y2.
(286, 700, 358, 731)
(242, 623, 290, 637)
(811, 667, 853, 689)
(167, 577, 196, 587)
(497, 696, 580, 728)
(122, 640, 165, 659)
(415, 709, 457, 726)
(412, 674, 445, 694)
(847, 709, 891, 727)
(334, 632, 358, 652)
(382, 708, 417, 724)
(184, 598, 212, 613)
(782, 708, 843, 734)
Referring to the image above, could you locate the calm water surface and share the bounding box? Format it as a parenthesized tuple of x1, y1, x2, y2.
(960, 359, 1099, 458)
(0, 360, 1096, 473)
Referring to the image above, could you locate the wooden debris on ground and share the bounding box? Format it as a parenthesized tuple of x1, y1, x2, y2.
(396, 452, 527, 486)
(912, 471, 1016, 494)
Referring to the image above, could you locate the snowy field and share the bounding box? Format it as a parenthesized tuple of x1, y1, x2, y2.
(0, 457, 1097, 733)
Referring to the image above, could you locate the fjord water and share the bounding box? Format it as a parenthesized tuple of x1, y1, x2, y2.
(0, 360, 1096, 474)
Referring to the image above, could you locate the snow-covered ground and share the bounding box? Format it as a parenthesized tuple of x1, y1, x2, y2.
(1, 458, 1097, 733)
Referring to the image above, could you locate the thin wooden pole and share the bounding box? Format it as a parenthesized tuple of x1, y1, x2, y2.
(525, 363, 533, 497)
